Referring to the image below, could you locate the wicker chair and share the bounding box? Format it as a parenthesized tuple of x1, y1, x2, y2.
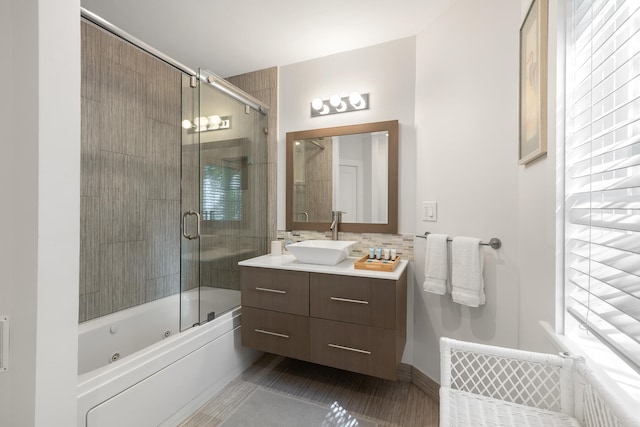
(439, 337, 639, 427)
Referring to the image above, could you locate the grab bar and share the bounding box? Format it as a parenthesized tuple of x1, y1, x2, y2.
(416, 232, 502, 249)
(182, 211, 201, 240)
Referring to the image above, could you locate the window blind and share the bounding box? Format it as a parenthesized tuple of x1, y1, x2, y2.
(565, 0, 640, 368)
(202, 164, 242, 221)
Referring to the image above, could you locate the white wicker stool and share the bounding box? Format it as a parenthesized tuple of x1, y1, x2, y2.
(439, 337, 637, 427)
(442, 389, 581, 426)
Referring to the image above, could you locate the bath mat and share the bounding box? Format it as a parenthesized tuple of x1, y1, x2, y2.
(220, 388, 378, 427)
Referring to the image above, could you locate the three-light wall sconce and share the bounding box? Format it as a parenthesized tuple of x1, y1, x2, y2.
(310, 92, 369, 117)
(181, 115, 231, 132)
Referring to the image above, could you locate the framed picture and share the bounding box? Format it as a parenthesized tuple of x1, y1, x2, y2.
(519, 0, 548, 165)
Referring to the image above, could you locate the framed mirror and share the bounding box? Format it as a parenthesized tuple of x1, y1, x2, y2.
(286, 120, 398, 233)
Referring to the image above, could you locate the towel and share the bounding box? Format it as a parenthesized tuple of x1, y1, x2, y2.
(451, 236, 485, 307)
(423, 234, 449, 295)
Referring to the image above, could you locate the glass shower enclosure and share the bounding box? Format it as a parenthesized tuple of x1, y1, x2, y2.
(180, 70, 268, 330)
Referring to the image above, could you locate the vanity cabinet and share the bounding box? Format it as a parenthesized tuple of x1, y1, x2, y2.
(239, 258, 407, 381)
(240, 267, 310, 360)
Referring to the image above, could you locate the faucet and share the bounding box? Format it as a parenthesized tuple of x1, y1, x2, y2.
(329, 210, 342, 240)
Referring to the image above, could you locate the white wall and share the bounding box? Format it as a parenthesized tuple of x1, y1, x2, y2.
(0, 0, 80, 425)
(278, 37, 417, 234)
(413, 0, 524, 381)
(516, 0, 559, 352)
(0, 0, 16, 418)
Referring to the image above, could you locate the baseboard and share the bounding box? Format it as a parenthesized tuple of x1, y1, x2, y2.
(398, 363, 413, 382)
(410, 366, 440, 403)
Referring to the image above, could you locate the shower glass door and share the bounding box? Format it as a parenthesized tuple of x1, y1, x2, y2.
(180, 74, 201, 330)
(180, 71, 268, 331)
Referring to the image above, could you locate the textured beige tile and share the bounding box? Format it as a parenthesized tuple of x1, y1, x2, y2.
(146, 199, 180, 280)
(146, 60, 181, 125)
(226, 67, 277, 93)
(81, 98, 102, 197)
(80, 196, 100, 295)
(99, 152, 145, 243)
(98, 241, 146, 316)
(147, 119, 180, 201)
(81, 21, 102, 102)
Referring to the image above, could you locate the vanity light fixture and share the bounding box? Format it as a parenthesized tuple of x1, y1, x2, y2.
(181, 115, 231, 132)
(310, 92, 369, 117)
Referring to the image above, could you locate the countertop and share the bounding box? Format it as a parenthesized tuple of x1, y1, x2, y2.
(238, 254, 408, 280)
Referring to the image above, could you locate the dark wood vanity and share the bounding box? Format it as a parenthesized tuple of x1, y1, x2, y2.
(239, 255, 407, 381)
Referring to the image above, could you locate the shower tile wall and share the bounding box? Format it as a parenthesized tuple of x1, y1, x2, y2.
(79, 21, 181, 322)
(194, 79, 270, 292)
(227, 68, 278, 242)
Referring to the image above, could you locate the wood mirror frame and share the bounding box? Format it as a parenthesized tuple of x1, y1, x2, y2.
(286, 120, 398, 234)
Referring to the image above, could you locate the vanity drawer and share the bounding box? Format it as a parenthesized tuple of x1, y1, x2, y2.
(241, 307, 309, 361)
(310, 318, 397, 381)
(241, 267, 309, 316)
(310, 273, 396, 329)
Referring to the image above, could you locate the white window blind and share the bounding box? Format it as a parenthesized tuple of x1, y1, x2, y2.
(202, 164, 242, 221)
(565, 0, 640, 368)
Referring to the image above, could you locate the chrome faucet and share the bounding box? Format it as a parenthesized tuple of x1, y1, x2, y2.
(329, 210, 342, 240)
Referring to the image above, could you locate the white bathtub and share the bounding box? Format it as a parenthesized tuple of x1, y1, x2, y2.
(77, 288, 259, 427)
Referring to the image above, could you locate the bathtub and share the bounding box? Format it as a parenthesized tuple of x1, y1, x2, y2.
(77, 288, 259, 427)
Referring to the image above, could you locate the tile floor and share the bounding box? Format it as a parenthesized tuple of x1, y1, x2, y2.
(179, 354, 439, 426)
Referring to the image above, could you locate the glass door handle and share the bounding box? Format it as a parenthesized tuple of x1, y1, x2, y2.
(182, 210, 201, 240)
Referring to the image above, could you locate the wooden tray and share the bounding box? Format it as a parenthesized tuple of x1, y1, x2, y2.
(353, 254, 401, 272)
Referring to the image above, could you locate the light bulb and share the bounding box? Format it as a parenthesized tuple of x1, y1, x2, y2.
(329, 94, 342, 107)
(311, 98, 324, 111)
(349, 92, 364, 108)
(319, 105, 330, 115)
(295, 141, 301, 146)
(196, 116, 209, 127)
(336, 101, 347, 112)
(208, 115, 222, 129)
(181, 119, 193, 129)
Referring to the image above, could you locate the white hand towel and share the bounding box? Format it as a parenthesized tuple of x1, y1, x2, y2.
(451, 236, 485, 307)
(423, 234, 449, 295)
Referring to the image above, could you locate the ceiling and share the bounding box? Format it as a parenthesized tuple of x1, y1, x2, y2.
(80, 0, 454, 78)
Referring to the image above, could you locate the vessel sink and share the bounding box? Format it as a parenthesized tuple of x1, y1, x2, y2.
(286, 240, 356, 265)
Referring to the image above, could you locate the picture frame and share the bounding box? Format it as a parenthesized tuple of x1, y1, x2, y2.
(519, 0, 548, 165)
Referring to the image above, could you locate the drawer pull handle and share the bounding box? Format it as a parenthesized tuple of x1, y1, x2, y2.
(254, 329, 289, 339)
(330, 296, 369, 305)
(255, 287, 286, 294)
(328, 343, 371, 355)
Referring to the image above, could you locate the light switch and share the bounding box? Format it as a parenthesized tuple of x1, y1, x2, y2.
(422, 201, 437, 222)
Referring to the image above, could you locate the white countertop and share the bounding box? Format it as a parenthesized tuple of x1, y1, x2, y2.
(238, 254, 408, 280)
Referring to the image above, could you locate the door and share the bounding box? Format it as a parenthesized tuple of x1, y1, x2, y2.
(180, 70, 269, 330)
(338, 161, 364, 223)
(180, 74, 201, 331)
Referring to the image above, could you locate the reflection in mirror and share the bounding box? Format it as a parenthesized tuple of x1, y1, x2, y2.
(333, 131, 388, 224)
(286, 120, 398, 234)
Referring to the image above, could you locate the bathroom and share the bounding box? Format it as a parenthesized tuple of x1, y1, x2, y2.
(1, 0, 638, 426)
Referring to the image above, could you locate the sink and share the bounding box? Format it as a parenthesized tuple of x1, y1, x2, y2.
(286, 240, 356, 265)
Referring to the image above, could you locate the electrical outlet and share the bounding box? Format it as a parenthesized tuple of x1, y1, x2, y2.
(422, 201, 437, 222)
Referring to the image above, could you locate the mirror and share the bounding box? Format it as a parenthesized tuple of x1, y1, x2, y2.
(286, 120, 398, 234)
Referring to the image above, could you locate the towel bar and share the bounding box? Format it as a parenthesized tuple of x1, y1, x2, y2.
(415, 232, 502, 250)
